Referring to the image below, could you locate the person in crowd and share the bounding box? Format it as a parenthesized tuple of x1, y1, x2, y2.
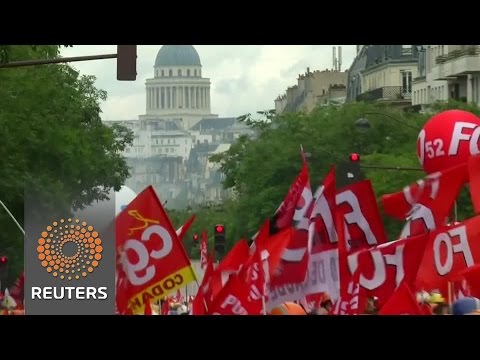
(308, 307, 329, 315)
(432, 303, 450, 315)
(427, 292, 446, 313)
(320, 294, 333, 313)
(452, 297, 480, 315)
(364, 296, 379, 315)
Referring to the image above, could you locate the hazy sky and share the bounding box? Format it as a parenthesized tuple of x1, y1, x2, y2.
(60, 45, 356, 121)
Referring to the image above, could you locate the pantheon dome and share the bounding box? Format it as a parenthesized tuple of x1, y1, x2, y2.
(143, 45, 214, 129)
(155, 45, 201, 67)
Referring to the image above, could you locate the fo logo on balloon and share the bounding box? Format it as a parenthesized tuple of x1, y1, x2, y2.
(36, 218, 103, 281)
(417, 109, 480, 174)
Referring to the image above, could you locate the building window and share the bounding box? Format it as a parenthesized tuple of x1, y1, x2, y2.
(402, 45, 412, 55)
(194, 69, 197, 76)
(185, 139, 187, 145)
(126, 148, 130, 153)
(401, 71, 412, 94)
(161, 139, 163, 144)
(187, 69, 190, 76)
(178, 69, 182, 76)
(170, 148, 174, 152)
(161, 70, 164, 77)
(169, 69, 173, 77)
(167, 139, 170, 144)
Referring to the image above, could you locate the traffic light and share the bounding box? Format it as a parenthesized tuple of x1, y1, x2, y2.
(337, 153, 364, 188)
(349, 152, 360, 162)
(214, 224, 226, 254)
(117, 45, 137, 81)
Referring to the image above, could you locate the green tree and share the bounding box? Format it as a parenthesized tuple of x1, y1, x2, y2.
(0, 45, 133, 284)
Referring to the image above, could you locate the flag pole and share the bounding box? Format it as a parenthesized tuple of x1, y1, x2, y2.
(0, 200, 25, 236)
(262, 296, 267, 315)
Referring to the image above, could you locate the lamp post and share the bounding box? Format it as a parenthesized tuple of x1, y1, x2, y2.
(355, 112, 421, 132)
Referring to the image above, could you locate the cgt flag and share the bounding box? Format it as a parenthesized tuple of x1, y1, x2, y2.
(115, 186, 197, 314)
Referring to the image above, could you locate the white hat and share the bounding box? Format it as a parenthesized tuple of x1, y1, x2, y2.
(177, 305, 188, 315)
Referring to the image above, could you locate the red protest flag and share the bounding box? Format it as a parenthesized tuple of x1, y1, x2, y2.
(115, 186, 197, 315)
(416, 215, 480, 290)
(209, 274, 262, 315)
(176, 214, 196, 242)
(379, 282, 424, 315)
(382, 163, 467, 238)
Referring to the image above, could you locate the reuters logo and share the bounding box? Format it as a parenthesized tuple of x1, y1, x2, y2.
(37, 218, 103, 280)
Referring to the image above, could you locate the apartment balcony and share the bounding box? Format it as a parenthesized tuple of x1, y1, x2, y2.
(356, 86, 412, 102)
(432, 46, 480, 80)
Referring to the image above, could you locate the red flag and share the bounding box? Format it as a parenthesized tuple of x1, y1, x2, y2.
(382, 163, 467, 238)
(239, 249, 266, 314)
(270, 156, 313, 286)
(115, 186, 197, 315)
(452, 264, 480, 299)
(205, 239, 251, 305)
(192, 252, 215, 315)
(255, 224, 293, 280)
(416, 215, 480, 290)
(176, 214, 196, 242)
(331, 270, 366, 315)
(267, 168, 339, 308)
(379, 282, 424, 315)
(200, 229, 208, 269)
(354, 233, 429, 308)
(336, 180, 387, 298)
(209, 274, 262, 315)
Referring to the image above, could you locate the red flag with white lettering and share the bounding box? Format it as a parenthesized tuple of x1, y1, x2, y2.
(354, 233, 429, 308)
(336, 180, 388, 297)
(115, 186, 197, 315)
(331, 269, 366, 315)
(416, 215, 480, 290)
(303, 167, 340, 300)
(209, 274, 262, 315)
(239, 249, 266, 314)
(269, 155, 313, 286)
(382, 163, 468, 238)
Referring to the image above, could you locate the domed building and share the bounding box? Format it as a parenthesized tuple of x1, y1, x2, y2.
(141, 45, 217, 130)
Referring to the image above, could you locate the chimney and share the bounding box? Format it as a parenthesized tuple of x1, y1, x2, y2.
(338, 46, 342, 72)
(332, 47, 337, 71)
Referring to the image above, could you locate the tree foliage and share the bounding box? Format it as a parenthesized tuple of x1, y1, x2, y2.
(187, 100, 479, 252)
(0, 45, 133, 283)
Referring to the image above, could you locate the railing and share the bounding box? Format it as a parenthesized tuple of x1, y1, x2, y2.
(435, 46, 480, 64)
(356, 86, 412, 102)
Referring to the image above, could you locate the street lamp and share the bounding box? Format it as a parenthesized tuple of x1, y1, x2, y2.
(355, 112, 420, 132)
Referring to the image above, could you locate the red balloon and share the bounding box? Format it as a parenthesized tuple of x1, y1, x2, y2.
(417, 110, 480, 174)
